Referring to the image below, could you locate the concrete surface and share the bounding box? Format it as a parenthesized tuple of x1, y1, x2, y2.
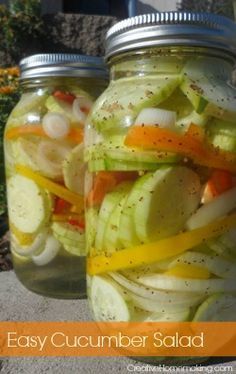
(0, 271, 235, 374)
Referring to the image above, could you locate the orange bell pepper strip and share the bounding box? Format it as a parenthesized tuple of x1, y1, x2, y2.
(208, 170, 233, 197)
(124, 124, 236, 173)
(5, 125, 84, 143)
(87, 212, 236, 275)
(86, 171, 138, 207)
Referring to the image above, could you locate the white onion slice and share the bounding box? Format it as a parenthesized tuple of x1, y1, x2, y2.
(11, 230, 48, 256)
(42, 112, 70, 139)
(72, 97, 93, 123)
(37, 140, 71, 179)
(186, 186, 236, 230)
(32, 235, 61, 266)
(109, 272, 202, 301)
(131, 273, 236, 293)
(130, 293, 203, 313)
(134, 108, 176, 129)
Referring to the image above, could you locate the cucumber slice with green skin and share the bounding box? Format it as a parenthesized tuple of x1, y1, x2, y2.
(90, 275, 132, 321)
(7, 174, 52, 234)
(85, 207, 99, 252)
(52, 222, 84, 243)
(53, 232, 85, 247)
(91, 75, 180, 132)
(119, 173, 152, 247)
(134, 166, 201, 243)
(95, 182, 132, 252)
(63, 243, 86, 256)
(104, 158, 158, 171)
(180, 59, 236, 121)
(176, 110, 208, 131)
(193, 294, 236, 321)
(103, 184, 132, 253)
(207, 118, 236, 152)
(11, 92, 48, 117)
(62, 143, 85, 195)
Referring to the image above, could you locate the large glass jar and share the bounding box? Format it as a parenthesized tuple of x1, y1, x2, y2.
(86, 13, 236, 329)
(4, 54, 107, 298)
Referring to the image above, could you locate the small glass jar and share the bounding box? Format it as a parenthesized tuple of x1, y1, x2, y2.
(4, 53, 107, 298)
(85, 11, 236, 360)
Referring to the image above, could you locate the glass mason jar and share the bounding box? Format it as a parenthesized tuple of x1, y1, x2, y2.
(86, 13, 236, 329)
(4, 54, 107, 298)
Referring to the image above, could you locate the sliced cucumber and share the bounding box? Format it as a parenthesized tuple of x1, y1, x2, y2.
(180, 59, 236, 121)
(90, 275, 132, 321)
(207, 118, 236, 152)
(62, 143, 85, 195)
(176, 110, 208, 131)
(193, 294, 236, 321)
(11, 92, 48, 117)
(103, 184, 132, 253)
(186, 186, 236, 230)
(104, 158, 158, 171)
(91, 75, 180, 132)
(119, 173, 151, 247)
(11, 229, 48, 256)
(95, 182, 132, 252)
(32, 235, 61, 266)
(85, 207, 99, 252)
(52, 221, 84, 242)
(134, 166, 201, 243)
(7, 174, 52, 234)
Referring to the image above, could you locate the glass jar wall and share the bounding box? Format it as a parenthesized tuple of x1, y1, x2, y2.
(86, 13, 236, 327)
(4, 54, 107, 298)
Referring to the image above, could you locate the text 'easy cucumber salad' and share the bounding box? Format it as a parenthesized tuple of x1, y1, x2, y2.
(85, 51, 236, 323)
(4, 60, 107, 298)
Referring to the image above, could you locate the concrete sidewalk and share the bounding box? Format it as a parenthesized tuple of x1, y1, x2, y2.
(0, 272, 235, 373)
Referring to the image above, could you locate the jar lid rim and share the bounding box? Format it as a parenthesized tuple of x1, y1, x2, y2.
(20, 53, 108, 79)
(105, 12, 236, 59)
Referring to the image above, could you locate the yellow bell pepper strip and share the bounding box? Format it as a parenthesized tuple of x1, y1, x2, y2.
(15, 164, 84, 213)
(124, 124, 236, 173)
(87, 212, 236, 275)
(164, 264, 210, 279)
(10, 223, 35, 246)
(5, 125, 84, 143)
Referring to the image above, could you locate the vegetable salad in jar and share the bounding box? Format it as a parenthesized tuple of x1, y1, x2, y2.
(85, 13, 236, 322)
(4, 54, 107, 298)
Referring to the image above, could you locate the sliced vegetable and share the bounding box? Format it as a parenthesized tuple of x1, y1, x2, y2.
(11, 92, 48, 117)
(53, 197, 71, 214)
(133, 166, 201, 243)
(45, 96, 77, 124)
(7, 174, 52, 234)
(90, 275, 132, 321)
(193, 294, 236, 321)
(37, 140, 71, 179)
(5, 124, 84, 144)
(202, 170, 233, 204)
(87, 171, 137, 206)
(164, 264, 210, 279)
(52, 221, 85, 256)
(207, 118, 236, 153)
(134, 107, 176, 129)
(32, 235, 61, 266)
(143, 309, 190, 322)
(52, 213, 84, 229)
(87, 212, 236, 275)
(124, 124, 236, 173)
(186, 186, 236, 230)
(42, 112, 70, 139)
(130, 273, 236, 293)
(11, 229, 48, 257)
(15, 164, 84, 212)
(53, 90, 75, 104)
(62, 143, 85, 195)
(73, 97, 93, 123)
(95, 182, 132, 252)
(91, 75, 180, 132)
